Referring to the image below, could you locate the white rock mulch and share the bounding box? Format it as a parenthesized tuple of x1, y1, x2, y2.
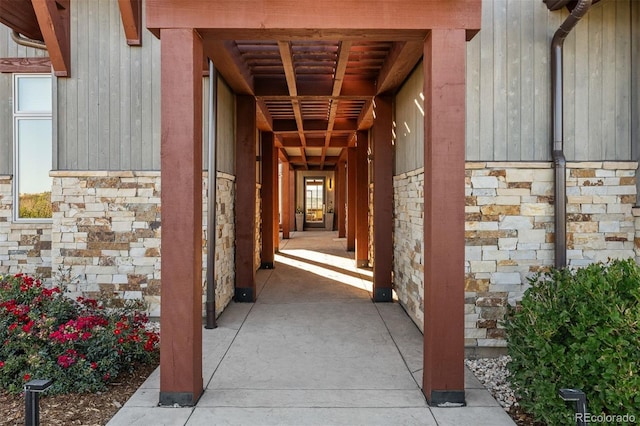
(465, 355, 519, 411)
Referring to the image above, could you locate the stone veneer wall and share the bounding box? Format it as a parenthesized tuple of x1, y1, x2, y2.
(393, 168, 425, 330)
(0, 176, 52, 277)
(394, 162, 638, 350)
(50, 171, 236, 317)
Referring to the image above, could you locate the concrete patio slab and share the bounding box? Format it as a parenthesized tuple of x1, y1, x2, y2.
(108, 231, 514, 426)
(187, 407, 438, 426)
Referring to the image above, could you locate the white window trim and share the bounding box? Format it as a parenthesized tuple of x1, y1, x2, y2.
(12, 73, 53, 223)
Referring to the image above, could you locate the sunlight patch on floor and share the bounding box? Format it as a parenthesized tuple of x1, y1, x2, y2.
(275, 252, 373, 293)
(279, 248, 374, 279)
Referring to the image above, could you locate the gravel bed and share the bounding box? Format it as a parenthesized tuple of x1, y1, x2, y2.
(465, 355, 518, 411)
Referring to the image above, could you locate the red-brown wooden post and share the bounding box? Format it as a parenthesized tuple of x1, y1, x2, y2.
(346, 148, 356, 251)
(337, 160, 346, 238)
(235, 95, 257, 302)
(372, 97, 393, 302)
(355, 131, 369, 267)
(422, 29, 467, 406)
(281, 160, 291, 239)
(273, 149, 280, 252)
(261, 132, 276, 268)
(159, 28, 203, 406)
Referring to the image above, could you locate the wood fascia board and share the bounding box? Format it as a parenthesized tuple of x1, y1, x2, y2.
(376, 41, 423, 95)
(118, 0, 142, 46)
(145, 0, 481, 34)
(0, 57, 51, 73)
(205, 39, 254, 95)
(31, 0, 70, 77)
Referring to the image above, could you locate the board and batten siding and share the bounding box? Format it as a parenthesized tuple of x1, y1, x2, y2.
(394, 61, 424, 175)
(55, 0, 235, 174)
(0, 27, 49, 175)
(56, 0, 160, 171)
(466, 0, 635, 162)
(203, 76, 236, 175)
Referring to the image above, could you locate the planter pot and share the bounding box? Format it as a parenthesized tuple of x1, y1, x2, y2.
(295, 213, 304, 231)
(325, 212, 334, 231)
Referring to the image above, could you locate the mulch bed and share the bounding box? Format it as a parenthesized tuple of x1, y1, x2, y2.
(0, 362, 157, 426)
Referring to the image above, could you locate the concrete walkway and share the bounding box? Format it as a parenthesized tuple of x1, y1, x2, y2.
(108, 231, 514, 425)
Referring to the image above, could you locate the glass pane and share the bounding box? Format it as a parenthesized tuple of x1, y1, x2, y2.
(17, 76, 52, 113)
(305, 178, 324, 223)
(17, 119, 52, 219)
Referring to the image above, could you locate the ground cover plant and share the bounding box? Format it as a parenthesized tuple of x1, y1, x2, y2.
(504, 258, 640, 425)
(0, 273, 159, 395)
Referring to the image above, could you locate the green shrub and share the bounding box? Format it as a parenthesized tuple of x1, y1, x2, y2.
(0, 273, 159, 394)
(504, 259, 640, 425)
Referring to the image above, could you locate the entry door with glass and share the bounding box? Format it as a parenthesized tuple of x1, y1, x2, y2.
(304, 177, 325, 227)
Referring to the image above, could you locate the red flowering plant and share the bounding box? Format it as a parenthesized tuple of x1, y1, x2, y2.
(0, 273, 159, 394)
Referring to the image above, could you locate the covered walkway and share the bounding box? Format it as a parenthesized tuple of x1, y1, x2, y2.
(109, 232, 513, 425)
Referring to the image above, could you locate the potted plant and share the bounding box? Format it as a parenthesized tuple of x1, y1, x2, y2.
(325, 203, 334, 231)
(295, 206, 304, 231)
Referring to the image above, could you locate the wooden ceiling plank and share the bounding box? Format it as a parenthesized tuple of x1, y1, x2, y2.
(0, 0, 43, 40)
(31, 0, 70, 77)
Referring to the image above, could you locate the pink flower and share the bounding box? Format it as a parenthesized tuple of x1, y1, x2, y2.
(0, 361, 4, 368)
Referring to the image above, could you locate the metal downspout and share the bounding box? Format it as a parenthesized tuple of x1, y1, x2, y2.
(551, 0, 592, 268)
(205, 60, 218, 329)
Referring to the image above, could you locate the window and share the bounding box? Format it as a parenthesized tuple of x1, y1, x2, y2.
(13, 74, 53, 221)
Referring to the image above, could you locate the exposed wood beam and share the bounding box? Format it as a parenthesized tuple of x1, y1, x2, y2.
(278, 40, 307, 168)
(273, 119, 357, 133)
(118, 0, 142, 46)
(321, 40, 351, 169)
(204, 40, 254, 95)
(146, 0, 482, 35)
(288, 155, 339, 165)
(256, 98, 273, 131)
(356, 99, 374, 131)
(255, 78, 375, 98)
(376, 41, 423, 94)
(278, 147, 289, 163)
(31, 0, 70, 77)
(0, 57, 51, 73)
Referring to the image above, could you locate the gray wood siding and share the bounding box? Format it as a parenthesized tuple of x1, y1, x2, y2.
(202, 75, 235, 174)
(394, 62, 424, 174)
(466, 0, 634, 162)
(0, 27, 49, 175)
(56, 0, 161, 171)
(217, 77, 235, 175)
(56, 0, 235, 173)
